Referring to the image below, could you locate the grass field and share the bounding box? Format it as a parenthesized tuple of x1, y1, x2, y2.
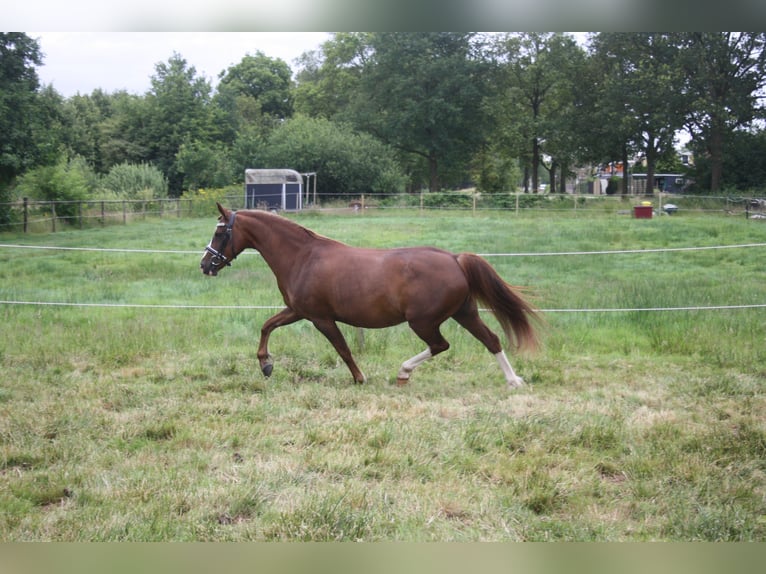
(1, 208, 765, 541)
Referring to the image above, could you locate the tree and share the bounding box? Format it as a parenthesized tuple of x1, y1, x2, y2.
(588, 33, 686, 195)
(98, 91, 153, 169)
(496, 33, 583, 193)
(679, 33, 766, 192)
(0, 33, 43, 195)
(217, 52, 293, 120)
(257, 115, 406, 200)
(60, 89, 116, 173)
(175, 140, 236, 190)
(535, 36, 587, 194)
(692, 127, 766, 192)
(579, 33, 639, 194)
(347, 33, 493, 192)
(293, 33, 371, 120)
(145, 53, 215, 195)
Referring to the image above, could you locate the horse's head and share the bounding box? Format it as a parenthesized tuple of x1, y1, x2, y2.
(200, 203, 238, 276)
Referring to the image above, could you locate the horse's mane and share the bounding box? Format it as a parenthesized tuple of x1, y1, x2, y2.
(244, 209, 342, 244)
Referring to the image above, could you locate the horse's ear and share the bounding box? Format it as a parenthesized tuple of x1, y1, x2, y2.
(216, 202, 228, 217)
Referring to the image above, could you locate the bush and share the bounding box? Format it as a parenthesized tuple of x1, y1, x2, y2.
(175, 141, 238, 190)
(516, 193, 549, 209)
(101, 162, 168, 200)
(180, 185, 241, 217)
(0, 182, 15, 225)
(16, 156, 94, 217)
(421, 191, 473, 209)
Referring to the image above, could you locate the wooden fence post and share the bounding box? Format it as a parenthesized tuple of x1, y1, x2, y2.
(23, 197, 28, 233)
(355, 327, 365, 352)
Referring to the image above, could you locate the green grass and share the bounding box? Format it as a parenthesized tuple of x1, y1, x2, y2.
(1, 209, 765, 540)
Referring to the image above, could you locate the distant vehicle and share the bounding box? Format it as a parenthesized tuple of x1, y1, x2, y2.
(631, 173, 691, 194)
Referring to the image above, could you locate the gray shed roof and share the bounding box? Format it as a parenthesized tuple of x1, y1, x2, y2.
(245, 169, 302, 185)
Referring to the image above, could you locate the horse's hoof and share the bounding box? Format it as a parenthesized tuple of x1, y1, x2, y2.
(396, 377, 409, 387)
(261, 364, 273, 377)
(507, 377, 524, 389)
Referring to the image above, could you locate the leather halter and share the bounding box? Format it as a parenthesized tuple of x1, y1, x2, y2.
(204, 211, 237, 269)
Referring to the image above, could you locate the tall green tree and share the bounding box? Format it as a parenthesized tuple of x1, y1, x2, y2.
(347, 32, 493, 192)
(98, 91, 153, 169)
(145, 53, 215, 195)
(60, 89, 115, 173)
(293, 33, 371, 120)
(217, 52, 293, 121)
(535, 35, 587, 194)
(496, 33, 583, 193)
(679, 32, 766, 192)
(0, 33, 44, 193)
(588, 33, 686, 194)
(578, 33, 638, 194)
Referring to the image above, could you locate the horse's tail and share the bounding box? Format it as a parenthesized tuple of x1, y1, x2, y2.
(456, 253, 541, 352)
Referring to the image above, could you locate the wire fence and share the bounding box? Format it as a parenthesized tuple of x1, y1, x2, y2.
(0, 197, 194, 233)
(2, 241, 765, 314)
(1, 191, 765, 234)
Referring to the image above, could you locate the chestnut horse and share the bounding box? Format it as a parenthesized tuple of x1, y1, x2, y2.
(200, 203, 539, 387)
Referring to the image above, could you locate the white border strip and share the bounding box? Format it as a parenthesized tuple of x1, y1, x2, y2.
(2, 242, 766, 257)
(1, 300, 764, 313)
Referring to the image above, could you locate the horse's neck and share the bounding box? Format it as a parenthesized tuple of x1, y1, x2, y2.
(244, 212, 319, 274)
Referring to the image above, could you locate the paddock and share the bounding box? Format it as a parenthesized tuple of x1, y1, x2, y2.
(1, 209, 765, 541)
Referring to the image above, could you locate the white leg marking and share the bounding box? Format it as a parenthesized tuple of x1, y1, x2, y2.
(495, 351, 524, 388)
(397, 349, 433, 381)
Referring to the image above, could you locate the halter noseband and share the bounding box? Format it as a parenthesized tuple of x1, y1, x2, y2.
(204, 211, 237, 269)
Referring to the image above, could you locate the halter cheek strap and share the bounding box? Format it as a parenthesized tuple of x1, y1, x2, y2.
(205, 211, 237, 267)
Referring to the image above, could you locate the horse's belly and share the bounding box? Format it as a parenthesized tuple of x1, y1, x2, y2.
(291, 247, 466, 328)
(333, 296, 408, 329)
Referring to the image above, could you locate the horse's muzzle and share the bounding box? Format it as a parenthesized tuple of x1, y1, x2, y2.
(200, 259, 219, 276)
(201, 245, 231, 276)
(200, 257, 219, 276)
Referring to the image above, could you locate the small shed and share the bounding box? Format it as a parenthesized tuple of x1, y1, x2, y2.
(245, 169, 303, 211)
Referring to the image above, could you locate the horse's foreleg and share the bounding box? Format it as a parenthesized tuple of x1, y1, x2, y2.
(311, 319, 366, 384)
(257, 308, 302, 377)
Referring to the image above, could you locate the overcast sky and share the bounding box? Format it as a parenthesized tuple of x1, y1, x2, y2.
(30, 32, 332, 98)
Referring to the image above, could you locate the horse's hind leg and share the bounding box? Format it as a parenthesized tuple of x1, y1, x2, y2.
(311, 319, 367, 384)
(397, 321, 450, 385)
(257, 307, 302, 377)
(452, 303, 524, 388)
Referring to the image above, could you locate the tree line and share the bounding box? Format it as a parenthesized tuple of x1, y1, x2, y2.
(2, 32, 765, 218)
